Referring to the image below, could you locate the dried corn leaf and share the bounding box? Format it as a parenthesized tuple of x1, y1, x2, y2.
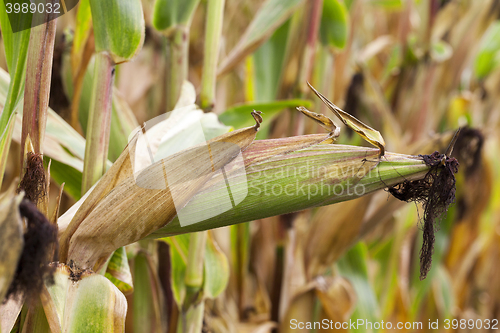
(307, 82, 386, 156)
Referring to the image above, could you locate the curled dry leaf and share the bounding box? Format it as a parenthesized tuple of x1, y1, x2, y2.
(307, 82, 386, 156)
(296, 106, 341, 139)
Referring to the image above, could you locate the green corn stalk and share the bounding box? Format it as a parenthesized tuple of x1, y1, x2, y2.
(200, 0, 226, 111)
(180, 86, 224, 328)
(152, 0, 201, 111)
(82, 0, 144, 194)
(20, 4, 57, 164)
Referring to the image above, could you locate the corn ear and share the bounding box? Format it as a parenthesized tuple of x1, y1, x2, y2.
(149, 143, 430, 237)
(43, 264, 127, 333)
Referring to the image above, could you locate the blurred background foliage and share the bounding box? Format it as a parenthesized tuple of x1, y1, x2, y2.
(1, 0, 500, 332)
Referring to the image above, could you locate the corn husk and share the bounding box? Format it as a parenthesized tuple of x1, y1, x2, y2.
(149, 143, 429, 237)
(41, 264, 127, 333)
(60, 114, 267, 270)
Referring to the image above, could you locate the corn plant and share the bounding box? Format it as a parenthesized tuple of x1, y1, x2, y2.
(2, 0, 500, 332)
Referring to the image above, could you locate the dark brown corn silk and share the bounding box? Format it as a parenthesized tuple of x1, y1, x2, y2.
(451, 127, 483, 177)
(342, 72, 364, 138)
(451, 128, 484, 220)
(389, 151, 459, 280)
(4, 200, 58, 302)
(17, 152, 47, 205)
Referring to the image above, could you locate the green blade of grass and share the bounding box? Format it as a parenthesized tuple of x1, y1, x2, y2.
(217, 0, 305, 77)
(320, 0, 349, 50)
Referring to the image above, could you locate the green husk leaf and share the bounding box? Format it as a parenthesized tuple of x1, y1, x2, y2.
(203, 231, 229, 299)
(44, 265, 128, 332)
(105, 247, 133, 295)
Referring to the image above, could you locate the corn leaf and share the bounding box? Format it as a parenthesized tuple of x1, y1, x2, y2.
(0, 1, 31, 185)
(71, 0, 92, 77)
(219, 99, 312, 139)
(163, 234, 189, 306)
(89, 0, 145, 63)
(217, 0, 305, 77)
(20, 297, 51, 333)
(474, 21, 500, 79)
(152, 0, 201, 32)
(320, 0, 349, 49)
(337, 243, 380, 325)
(0, 0, 30, 127)
(251, 21, 290, 101)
